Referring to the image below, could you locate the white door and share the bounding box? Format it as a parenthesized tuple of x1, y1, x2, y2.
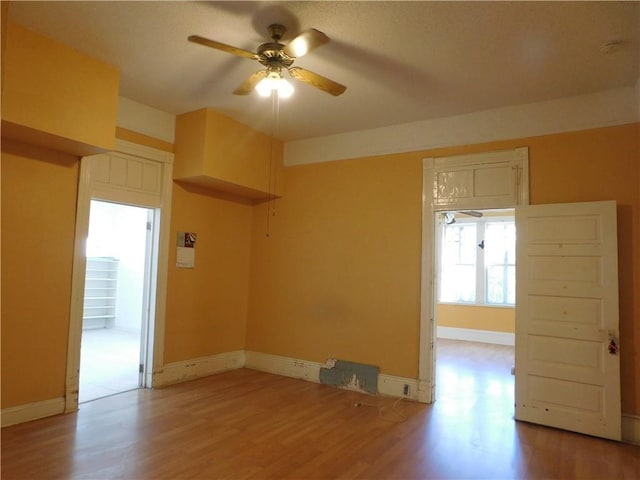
(515, 200, 621, 440)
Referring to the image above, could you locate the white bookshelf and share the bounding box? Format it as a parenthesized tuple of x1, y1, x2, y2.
(82, 257, 119, 330)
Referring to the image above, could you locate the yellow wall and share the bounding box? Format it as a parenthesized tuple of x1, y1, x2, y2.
(247, 152, 424, 376)
(163, 183, 253, 363)
(247, 123, 640, 415)
(437, 304, 515, 333)
(0, 126, 257, 409)
(164, 107, 284, 363)
(174, 108, 284, 200)
(1, 141, 79, 407)
(2, 21, 119, 156)
(116, 127, 255, 362)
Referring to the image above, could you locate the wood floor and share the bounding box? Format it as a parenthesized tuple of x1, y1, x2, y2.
(2, 340, 639, 479)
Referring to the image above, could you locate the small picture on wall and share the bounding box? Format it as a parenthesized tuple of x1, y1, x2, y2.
(177, 231, 197, 268)
(178, 231, 197, 247)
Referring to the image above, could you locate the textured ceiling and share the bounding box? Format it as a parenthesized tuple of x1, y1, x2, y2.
(8, 1, 640, 141)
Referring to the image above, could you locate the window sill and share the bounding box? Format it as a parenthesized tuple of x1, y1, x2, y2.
(437, 302, 515, 309)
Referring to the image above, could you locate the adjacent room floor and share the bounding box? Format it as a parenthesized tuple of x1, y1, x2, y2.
(79, 327, 141, 403)
(436, 338, 514, 418)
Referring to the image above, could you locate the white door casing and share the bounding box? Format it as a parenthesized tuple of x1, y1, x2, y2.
(420, 147, 529, 402)
(515, 200, 621, 440)
(139, 209, 155, 387)
(65, 139, 173, 412)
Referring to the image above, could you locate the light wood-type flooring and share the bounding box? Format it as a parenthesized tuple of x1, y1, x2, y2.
(2, 340, 639, 479)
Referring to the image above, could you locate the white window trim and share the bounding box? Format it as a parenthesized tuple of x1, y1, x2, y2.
(437, 214, 516, 307)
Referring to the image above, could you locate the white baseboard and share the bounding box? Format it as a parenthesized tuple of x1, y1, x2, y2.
(437, 326, 515, 346)
(1, 397, 65, 427)
(245, 350, 322, 384)
(622, 413, 640, 445)
(245, 350, 418, 400)
(378, 374, 419, 401)
(153, 350, 245, 388)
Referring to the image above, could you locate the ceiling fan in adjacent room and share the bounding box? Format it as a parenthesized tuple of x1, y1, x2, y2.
(188, 23, 347, 98)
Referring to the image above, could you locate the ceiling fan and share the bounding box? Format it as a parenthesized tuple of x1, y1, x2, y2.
(188, 24, 346, 97)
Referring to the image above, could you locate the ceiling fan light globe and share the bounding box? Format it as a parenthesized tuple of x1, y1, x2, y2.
(255, 80, 272, 97)
(255, 73, 294, 98)
(255, 75, 278, 97)
(278, 78, 294, 98)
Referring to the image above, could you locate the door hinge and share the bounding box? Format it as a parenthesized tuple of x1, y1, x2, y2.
(139, 363, 144, 374)
(146, 221, 152, 231)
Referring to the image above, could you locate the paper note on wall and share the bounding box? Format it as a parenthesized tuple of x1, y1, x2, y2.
(177, 232, 196, 268)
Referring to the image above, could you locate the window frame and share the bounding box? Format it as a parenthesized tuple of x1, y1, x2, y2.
(437, 212, 515, 308)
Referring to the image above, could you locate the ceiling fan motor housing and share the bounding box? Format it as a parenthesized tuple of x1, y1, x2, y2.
(258, 24, 294, 70)
(257, 42, 294, 69)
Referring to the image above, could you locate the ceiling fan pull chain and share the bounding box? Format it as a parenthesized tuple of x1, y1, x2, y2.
(266, 91, 281, 237)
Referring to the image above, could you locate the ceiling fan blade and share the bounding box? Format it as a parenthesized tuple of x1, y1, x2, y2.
(188, 35, 257, 59)
(282, 29, 330, 58)
(288, 67, 346, 96)
(233, 70, 268, 95)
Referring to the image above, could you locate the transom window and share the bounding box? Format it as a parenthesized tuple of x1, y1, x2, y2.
(438, 211, 515, 306)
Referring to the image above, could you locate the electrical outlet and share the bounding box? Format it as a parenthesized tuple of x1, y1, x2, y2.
(403, 384, 409, 396)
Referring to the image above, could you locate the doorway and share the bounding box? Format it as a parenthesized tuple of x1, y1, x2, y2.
(418, 147, 529, 403)
(66, 139, 174, 412)
(79, 200, 153, 402)
(433, 208, 515, 414)
(421, 152, 621, 440)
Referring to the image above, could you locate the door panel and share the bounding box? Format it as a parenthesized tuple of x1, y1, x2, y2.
(515, 200, 620, 440)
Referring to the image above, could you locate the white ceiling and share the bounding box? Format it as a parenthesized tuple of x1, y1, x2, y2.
(8, 1, 640, 141)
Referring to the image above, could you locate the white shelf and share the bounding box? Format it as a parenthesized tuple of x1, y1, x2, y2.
(83, 257, 119, 330)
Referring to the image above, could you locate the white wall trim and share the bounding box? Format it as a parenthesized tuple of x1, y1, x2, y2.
(153, 350, 246, 388)
(245, 351, 322, 384)
(65, 158, 93, 413)
(378, 374, 419, 401)
(1, 397, 65, 427)
(114, 138, 174, 164)
(117, 97, 176, 143)
(622, 414, 640, 445)
(437, 326, 515, 346)
(285, 87, 638, 166)
(245, 351, 419, 400)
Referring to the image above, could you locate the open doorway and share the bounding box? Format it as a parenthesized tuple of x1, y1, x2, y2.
(433, 209, 515, 416)
(79, 200, 152, 403)
(66, 141, 173, 413)
(419, 147, 528, 404)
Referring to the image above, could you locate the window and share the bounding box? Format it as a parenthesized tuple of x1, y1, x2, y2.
(438, 212, 515, 306)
